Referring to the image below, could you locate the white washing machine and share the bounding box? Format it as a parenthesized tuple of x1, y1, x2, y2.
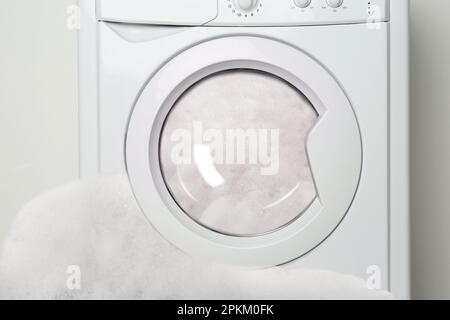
(79, 0, 410, 298)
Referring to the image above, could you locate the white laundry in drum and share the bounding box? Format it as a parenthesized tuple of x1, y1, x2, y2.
(160, 70, 318, 236)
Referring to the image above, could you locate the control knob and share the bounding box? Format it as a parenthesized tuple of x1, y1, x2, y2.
(326, 0, 344, 8)
(234, 0, 260, 13)
(294, 0, 312, 8)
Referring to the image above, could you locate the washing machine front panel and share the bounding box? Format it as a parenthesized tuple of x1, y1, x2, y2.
(126, 36, 362, 267)
(96, 0, 218, 25)
(96, 0, 389, 26)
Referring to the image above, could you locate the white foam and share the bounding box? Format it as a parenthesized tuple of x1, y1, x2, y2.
(0, 175, 393, 300)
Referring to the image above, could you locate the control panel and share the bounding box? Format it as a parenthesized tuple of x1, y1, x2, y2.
(207, 0, 389, 26)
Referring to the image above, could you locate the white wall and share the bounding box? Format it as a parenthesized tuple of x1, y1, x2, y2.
(0, 0, 449, 299)
(0, 0, 79, 243)
(410, 0, 450, 299)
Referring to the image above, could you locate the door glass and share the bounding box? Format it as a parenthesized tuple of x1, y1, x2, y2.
(159, 70, 318, 236)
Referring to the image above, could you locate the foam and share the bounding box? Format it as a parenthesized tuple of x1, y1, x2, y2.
(0, 175, 393, 300)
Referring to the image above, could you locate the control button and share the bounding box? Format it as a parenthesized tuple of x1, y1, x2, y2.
(234, 0, 259, 12)
(326, 0, 344, 8)
(294, 0, 312, 8)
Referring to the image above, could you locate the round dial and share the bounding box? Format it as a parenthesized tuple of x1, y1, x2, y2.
(233, 0, 260, 13)
(326, 0, 344, 8)
(294, 0, 312, 8)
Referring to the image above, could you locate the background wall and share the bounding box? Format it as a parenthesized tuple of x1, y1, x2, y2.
(0, 0, 79, 243)
(410, 0, 450, 299)
(0, 0, 449, 299)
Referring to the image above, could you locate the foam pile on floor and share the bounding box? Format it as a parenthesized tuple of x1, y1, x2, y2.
(0, 175, 393, 299)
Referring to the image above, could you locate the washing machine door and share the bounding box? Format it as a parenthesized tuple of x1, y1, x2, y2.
(126, 36, 362, 267)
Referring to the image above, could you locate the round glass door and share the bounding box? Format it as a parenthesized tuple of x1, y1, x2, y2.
(125, 36, 362, 267)
(159, 70, 318, 236)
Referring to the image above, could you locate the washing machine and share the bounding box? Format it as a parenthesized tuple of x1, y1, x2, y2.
(78, 0, 410, 298)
